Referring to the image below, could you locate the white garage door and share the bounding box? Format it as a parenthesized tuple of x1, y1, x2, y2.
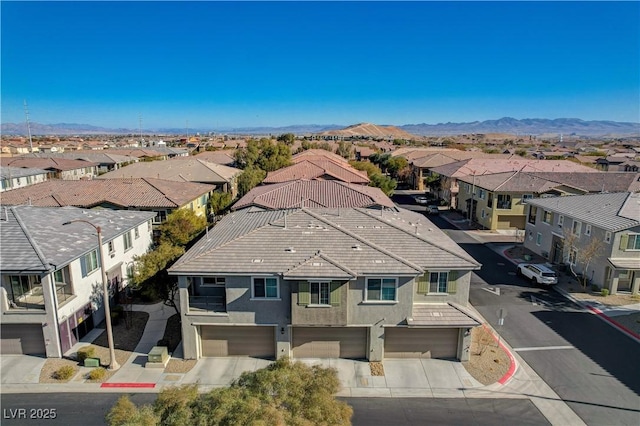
(384, 328, 458, 359)
(0, 324, 46, 355)
(201, 326, 275, 358)
(292, 327, 367, 359)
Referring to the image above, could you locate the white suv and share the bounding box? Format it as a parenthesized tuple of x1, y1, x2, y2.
(517, 263, 558, 286)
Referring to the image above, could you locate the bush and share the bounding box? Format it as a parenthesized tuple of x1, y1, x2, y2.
(54, 365, 76, 381)
(601, 288, 610, 297)
(76, 346, 96, 362)
(88, 367, 107, 381)
(591, 284, 599, 292)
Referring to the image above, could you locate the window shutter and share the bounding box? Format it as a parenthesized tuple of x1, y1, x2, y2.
(448, 271, 458, 294)
(298, 282, 310, 306)
(418, 272, 429, 294)
(80, 255, 87, 278)
(330, 282, 341, 306)
(619, 234, 629, 251)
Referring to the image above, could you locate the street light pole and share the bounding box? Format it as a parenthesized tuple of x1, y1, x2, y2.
(63, 220, 120, 370)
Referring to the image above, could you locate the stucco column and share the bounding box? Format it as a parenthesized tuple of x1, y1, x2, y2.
(369, 325, 384, 361)
(178, 276, 199, 359)
(42, 274, 62, 358)
(610, 274, 620, 295)
(276, 325, 291, 359)
(458, 328, 472, 362)
(631, 273, 640, 295)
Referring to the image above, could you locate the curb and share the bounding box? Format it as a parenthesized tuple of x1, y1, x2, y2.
(101, 382, 156, 388)
(481, 324, 518, 385)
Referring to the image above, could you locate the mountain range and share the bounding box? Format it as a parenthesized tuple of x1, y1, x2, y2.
(2, 118, 638, 137)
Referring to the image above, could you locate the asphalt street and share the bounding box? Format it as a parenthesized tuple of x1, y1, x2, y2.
(0, 393, 550, 426)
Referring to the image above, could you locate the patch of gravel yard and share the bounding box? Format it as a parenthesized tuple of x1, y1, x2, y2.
(39, 311, 149, 383)
(369, 361, 384, 376)
(462, 326, 511, 385)
(164, 359, 197, 374)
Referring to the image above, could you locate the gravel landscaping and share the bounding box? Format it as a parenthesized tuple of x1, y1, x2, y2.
(463, 326, 511, 385)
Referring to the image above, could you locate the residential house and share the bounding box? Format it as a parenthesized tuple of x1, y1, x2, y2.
(232, 180, 397, 211)
(0, 178, 214, 225)
(0, 157, 99, 180)
(97, 157, 241, 197)
(0, 206, 155, 357)
(168, 207, 482, 362)
(1, 166, 50, 192)
(99, 147, 189, 161)
(455, 171, 639, 231)
(430, 159, 598, 209)
(264, 152, 369, 185)
(19, 152, 139, 174)
(193, 150, 236, 166)
(523, 193, 640, 295)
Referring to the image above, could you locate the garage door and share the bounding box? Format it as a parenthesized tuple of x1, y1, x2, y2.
(201, 326, 275, 358)
(292, 327, 367, 359)
(0, 324, 46, 355)
(384, 328, 458, 359)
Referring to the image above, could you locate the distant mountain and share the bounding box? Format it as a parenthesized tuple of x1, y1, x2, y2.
(2, 118, 638, 137)
(320, 122, 420, 140)
(399, 117, 640, 137)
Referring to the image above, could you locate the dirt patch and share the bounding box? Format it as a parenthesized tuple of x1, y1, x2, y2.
(165, 359, 197, 374)
(369, 361, 384, 376)
(462, 326, 511, 385)
(39, 359, 79, 383)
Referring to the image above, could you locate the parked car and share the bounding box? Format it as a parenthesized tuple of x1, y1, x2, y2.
(516, 263, 558, 286)
(413, 195, 429, 205)
(426, 205, 440, 215)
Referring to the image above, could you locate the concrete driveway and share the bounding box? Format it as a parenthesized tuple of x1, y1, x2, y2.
(0, 355, 46, 384)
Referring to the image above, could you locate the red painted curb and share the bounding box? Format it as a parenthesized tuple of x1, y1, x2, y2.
(100, 383, 156, 388)
(481, 324, 517, 385)
(586, 305, 640, 340)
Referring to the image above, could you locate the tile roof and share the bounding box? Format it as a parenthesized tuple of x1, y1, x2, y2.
(169, 207, 481, 276)
(193, 150, 236, 166)
(527, 192, 640, 232)
(232, 180, 396, 210)
(408, 303, 481, 327)
(97, 158, 241, 183)
(0, 178, 214, 209)
(264, 160, 369, 184)
(100, 147, 189, 157)
(17, 152, 138, 165)
(430, 159, 598, 178)
(411, 152, 512, 168)
(292, 149, 349, 164)
(0, 157, 99, 171)
(0, 205, 155, 273)
(0, 166, 50, 179)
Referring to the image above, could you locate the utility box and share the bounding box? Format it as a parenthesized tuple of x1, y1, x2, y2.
(146, 346, 169, 368)
(84, 358, 100, 368)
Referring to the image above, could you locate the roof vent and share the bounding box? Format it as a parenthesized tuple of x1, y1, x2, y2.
(352, 244, 362, 251)
(284, 247, 296, 253)
(372, 260, 385, 264)
(251, 259, 263, 263)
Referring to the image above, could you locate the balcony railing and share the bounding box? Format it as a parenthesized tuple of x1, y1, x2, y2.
(189, 295, 226, 313)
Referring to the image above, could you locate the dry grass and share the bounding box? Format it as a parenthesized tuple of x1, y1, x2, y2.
(462, 326, 511, 385)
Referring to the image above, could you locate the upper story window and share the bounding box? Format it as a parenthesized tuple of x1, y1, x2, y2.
(528, 206, 537, 225)
(81, 250, 99, 277)
(585, 224, 592, 236)
(487, 193, 493, 207)
(134, 226, 140, 239)
(252, 277, 279, 299)
(477, 189, 486, 200)
(365, 278, 397, 301)
(522, 194, 533, 203)
(311, 282, 330, 305)
(543, 210, 553, 224)
(558, 215, 564, 227)
(108, 241, 115, 254)
(417, 271, 459, 295)
(497, 194, 512, 209)
(202, 277, 226, 287)
(605, 231, 612, 244)
(123, 231, 133, 251)
(536, 232, 542, 246)
(3, 275, 45, 310)
(572, 220, 582, 237)
(620, 234, 640, 251)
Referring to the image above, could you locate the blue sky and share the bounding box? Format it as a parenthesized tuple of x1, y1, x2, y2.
(1, 1, 638, 129)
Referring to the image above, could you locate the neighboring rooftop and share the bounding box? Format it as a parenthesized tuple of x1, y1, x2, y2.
(0, 157, 99, 171)
(0, 178, 214, 209)
(430, 158, 598, 177)
(232, 180, 397, 210)
(0, 166, 50, 179)
(193, 150, 236, 166)
(264, 159, 369, 184)
(16, 151, 138, 166)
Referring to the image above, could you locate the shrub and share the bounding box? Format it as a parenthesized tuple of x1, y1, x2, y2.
(601, 288, 610, 297)
(77, 346, 96, 362)
(88, 367, 107, 381)
(54, 365, 76, 381)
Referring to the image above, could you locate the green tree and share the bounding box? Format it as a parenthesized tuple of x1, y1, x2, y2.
(348, 160, 382, 178)
(257, 142, 292, 172)
(159, 209, 207, 247)
(237, 166, 267, 196)
(106, 358, 353, 426)
(131, 242, 185, 286)
(277, 133, 296, 145)
(336, 141, 354, 159)
(385, 156, 408, 178)
(369, 173, 397, 196)
(106, 395, 159, 426)
(209, 191, 233, 216)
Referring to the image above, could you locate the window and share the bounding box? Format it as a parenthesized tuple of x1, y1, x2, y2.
(123, 231, 133, 251)
(605, 231, 612, 244)
(528, 206, 538, 225)
(481, 209, 486, 219)
(252, 277, 279, 299)
(536, 232, 542, 246)
(153, 210, 167, 224)
(487, 193, 493, 208)
(572, 220, 582, 237)
(429, 272, 449, 293)
(522, 194, 533, 203)
(134, 226, 140, 239)
(310, 282, 330, 305)
(82, 250, 99, 277)
(585, 224, 592, 236)
(202, 277, 225, 286)
(620, 234, 640, 251)
(568, 247, 578, 265)
(366, 278, 397, 301)
(497, 194, 512, 209)
(558, 215, 564, 227)
(53, 266, 73, 305)
(543, 210, 553, 224)
(108, 241, 115, 254)
(477, 189, 486, 200)
(4, 275, 45, 310)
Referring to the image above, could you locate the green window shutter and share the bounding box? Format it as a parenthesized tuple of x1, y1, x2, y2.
(619, 234, 629, 251)
(448, 271, 458, 294)
(417, 271, 429, 294)
(298, 282, 310, 306)
(330, 282, 341, 306)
